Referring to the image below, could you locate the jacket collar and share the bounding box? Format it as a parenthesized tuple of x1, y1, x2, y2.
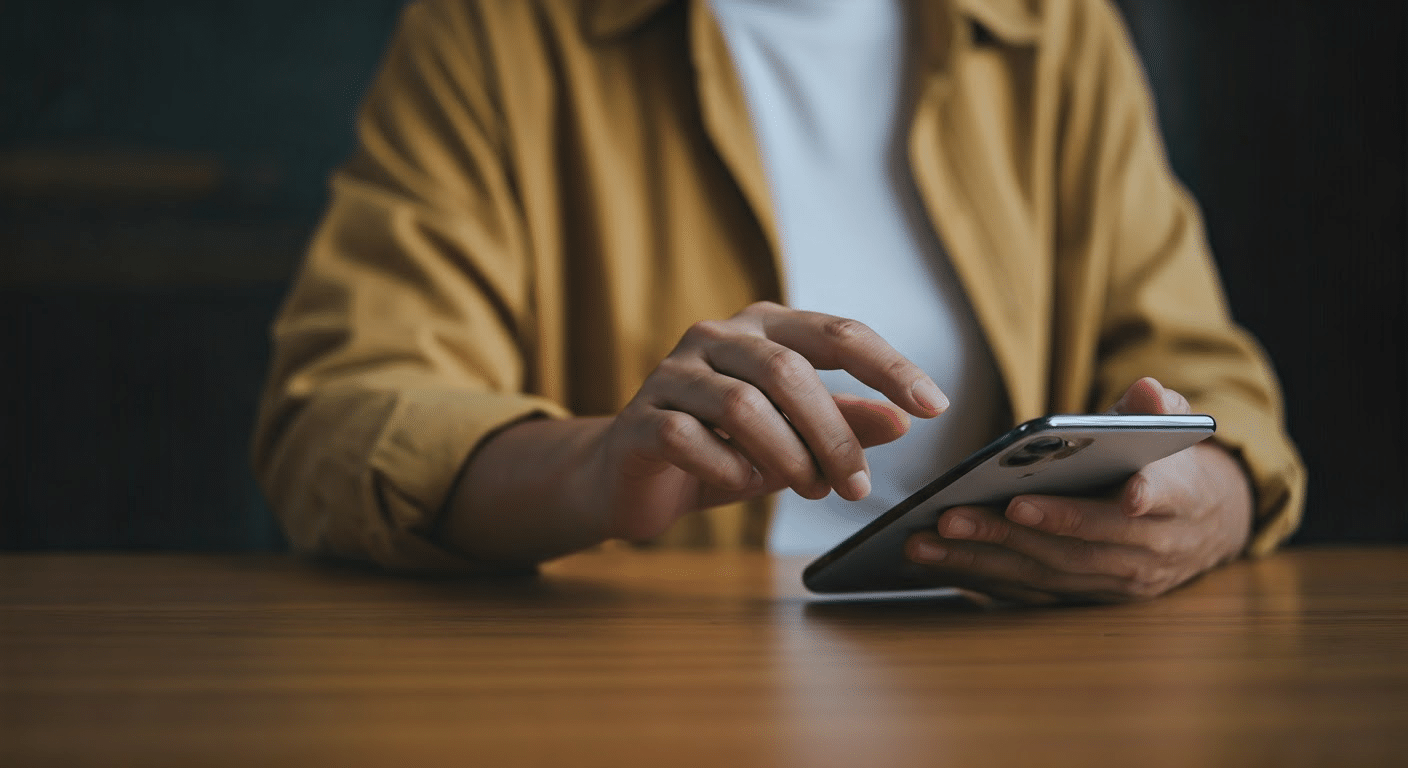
(587, 0, 1040, 45)
(956, 0, 1041, 45)
(586, 0, 670, 38)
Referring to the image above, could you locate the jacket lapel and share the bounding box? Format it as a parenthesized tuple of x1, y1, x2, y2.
(593, 0, 1050, 418)
(909, 0, 1048, 422)
(686, 0, 786, 299)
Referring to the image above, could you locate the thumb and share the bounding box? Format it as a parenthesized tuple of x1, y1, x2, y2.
(834, 393, 912, 448)
(1110, 376, 1192, 415)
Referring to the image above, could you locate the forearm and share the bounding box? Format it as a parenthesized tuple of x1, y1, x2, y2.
(438, 416, 616, 566)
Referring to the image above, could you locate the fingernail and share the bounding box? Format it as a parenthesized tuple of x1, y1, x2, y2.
(1162, 389, 1184, 413)
(1125, 477, 1148, 516)
(1008, 502, 1042, 526)
(845, 470, 871, 500)
(911, 379, 950, 415)
(945, 514, 976, 538)
(913, 540, 947, 563)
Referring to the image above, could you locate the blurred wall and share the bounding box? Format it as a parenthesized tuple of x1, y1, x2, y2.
(1115, 0, 1407, 543)
(2, 0, 1404, 549)
(2, 0, 407, 549)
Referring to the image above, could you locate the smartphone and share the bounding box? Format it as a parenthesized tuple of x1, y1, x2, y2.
(801, 413, 1216, 594)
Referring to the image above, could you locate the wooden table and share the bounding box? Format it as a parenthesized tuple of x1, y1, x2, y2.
(3, 548, 1406, 767)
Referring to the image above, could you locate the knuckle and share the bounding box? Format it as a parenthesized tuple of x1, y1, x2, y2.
(786, 455, 821, 484)
(1065, 537, 1102, 569)
(738, 301, 783, 321)
(683, 319, 730, 344)
(820, 316, 871, 345)
(616, 403, 652, 437)
(648, 359, 713, 402)
(826, 432, 862, 462)
(718, 383, 768, 426)
(1106, 553, 1146, 586)
(760, 347, 814, 394)
(1143, 531, 1178, 559)
(1123, 563, 1177, 601)
(652, 411, 697, 455)
(651, 355, 693, 381)
(883, 356, 917, 383)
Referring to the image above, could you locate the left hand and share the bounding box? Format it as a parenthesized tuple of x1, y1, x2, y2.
(904, 377, 1254, 604)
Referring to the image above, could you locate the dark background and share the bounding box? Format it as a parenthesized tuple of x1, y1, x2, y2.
(2, 1, 1404, 550)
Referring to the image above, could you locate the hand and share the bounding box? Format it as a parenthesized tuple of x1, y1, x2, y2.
(595, 301, 947, 541)
(445, 301, 945, 564)
(904, 377, 1254, 604)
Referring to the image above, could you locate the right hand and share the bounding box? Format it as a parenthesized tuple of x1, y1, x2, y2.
(592, 301, 948, 541)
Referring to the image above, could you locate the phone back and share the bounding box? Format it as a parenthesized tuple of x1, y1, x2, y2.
(802, 415, 1215, 593)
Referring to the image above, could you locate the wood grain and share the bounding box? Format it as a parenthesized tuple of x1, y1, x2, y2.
(3, 548, 1406, 767)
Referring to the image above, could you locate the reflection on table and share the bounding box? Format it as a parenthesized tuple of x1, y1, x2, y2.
(2, 547, 1405, 766)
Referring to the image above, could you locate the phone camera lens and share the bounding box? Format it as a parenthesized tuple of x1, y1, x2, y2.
(999, 435, 1069, 467)
(1003, 451, 1042, 467)
(1025, 436, 1066, 454)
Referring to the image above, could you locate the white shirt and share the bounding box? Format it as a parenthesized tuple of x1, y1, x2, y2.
(709, 0, 1008, 554)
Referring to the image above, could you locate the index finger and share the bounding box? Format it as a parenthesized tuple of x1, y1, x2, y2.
(757, 307, 948, 417)
(1004, 492, 1154, 544)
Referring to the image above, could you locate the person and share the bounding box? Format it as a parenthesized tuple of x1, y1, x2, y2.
(252, 0, 1305, 603)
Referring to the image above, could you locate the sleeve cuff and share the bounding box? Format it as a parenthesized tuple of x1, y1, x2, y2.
(1187, 391, 1307, 557)
(361, 387, 571, 571)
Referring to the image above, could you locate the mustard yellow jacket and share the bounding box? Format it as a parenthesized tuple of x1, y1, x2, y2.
(253, 0, 1306, 571)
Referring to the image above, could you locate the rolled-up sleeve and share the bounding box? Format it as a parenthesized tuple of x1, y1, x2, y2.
(252, 1, 566, 571)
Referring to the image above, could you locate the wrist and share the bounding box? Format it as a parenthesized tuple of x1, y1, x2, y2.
(570, 418, 624, 540)
(1194, 440, 1255, 557)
